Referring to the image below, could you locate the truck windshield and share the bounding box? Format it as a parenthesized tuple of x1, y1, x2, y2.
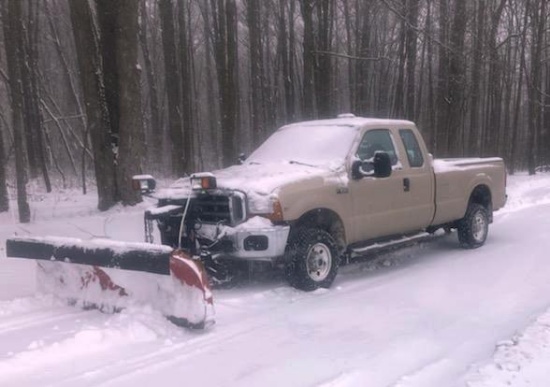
(246, 124, 359, 169)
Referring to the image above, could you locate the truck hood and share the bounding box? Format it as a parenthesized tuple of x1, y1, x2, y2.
(155, 162, 345, 212)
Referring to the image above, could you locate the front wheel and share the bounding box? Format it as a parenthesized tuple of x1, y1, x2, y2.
(457, 203, 489, 249)
(284, 228, 340, 291)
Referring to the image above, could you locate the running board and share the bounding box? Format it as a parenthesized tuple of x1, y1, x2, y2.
(349, 231, 445, 258)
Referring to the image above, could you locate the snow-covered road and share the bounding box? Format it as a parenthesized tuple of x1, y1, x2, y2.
(1, 174, 550, 387)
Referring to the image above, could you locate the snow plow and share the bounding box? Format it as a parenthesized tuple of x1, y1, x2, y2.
(5, 236, 214, 329)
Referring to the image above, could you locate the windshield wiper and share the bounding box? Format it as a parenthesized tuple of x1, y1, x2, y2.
(288, 160, 326, 169)
(288, 159, 343, 173)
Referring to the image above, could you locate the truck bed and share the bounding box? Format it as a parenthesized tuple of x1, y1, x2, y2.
(431, 157, 507, 226)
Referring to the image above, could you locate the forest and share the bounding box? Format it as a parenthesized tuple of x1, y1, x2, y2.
(0, 0, 548, 222)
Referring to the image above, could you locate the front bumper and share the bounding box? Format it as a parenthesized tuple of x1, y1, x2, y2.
(196, 223, 290, 261)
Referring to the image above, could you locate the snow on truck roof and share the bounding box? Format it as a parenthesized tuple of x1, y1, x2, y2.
(280, 116, 415, 130)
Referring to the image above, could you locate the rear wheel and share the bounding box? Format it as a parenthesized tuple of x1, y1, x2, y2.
(457, 203, 489, 248)
(285, 228, 340, 291)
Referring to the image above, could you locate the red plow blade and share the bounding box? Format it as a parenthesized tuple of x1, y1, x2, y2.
(6, 237, 214, 329)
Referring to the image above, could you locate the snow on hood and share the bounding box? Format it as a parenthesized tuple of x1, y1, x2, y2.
(155, 162, 341, 213)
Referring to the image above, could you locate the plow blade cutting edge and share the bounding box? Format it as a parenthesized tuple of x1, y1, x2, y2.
(5, 237, 214, 329)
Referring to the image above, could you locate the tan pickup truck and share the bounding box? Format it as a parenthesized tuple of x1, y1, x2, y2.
(148, 115, 507, 290)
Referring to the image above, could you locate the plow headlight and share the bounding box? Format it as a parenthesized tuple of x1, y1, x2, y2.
(132, 175, 156, 194)
(191, 173, 217, 191)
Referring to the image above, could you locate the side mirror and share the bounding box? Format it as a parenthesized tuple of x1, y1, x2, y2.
(351, 152, 392, 180)
(132, 174, 156, 194)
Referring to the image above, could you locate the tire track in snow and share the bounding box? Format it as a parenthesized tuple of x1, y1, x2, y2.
(43, 316, 275, 387)
(41, 286, 343, 387)
(0, 307, 89, 336)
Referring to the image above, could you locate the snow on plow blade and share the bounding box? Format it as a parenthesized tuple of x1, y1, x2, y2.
(5, 237, 214, 329)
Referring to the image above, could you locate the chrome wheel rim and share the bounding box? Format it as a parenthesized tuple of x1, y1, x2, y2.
(306, 243, 332, 282)
(472, 211, 487, 242)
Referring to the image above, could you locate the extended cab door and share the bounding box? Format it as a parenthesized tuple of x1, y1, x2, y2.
(394, 128, 435, 231)
(348, 128, 411, 242)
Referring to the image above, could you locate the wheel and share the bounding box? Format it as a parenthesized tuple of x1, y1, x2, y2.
(457, 203, 489, 249)
(284, 228, 340, 291)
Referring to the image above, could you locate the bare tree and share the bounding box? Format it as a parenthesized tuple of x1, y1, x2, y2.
(211, 0, 240, 166)
(69, 0, 117, 211)
(114, 0, 144, 205)
(278, 0, 297, 121)
(404, 0, 419, 121)
(159, 0, 185, 176)
(300, 0, 315, 118)
(445, 0, 467, 155)
(178, 0, 195, 172)
(313, 0, 334, 117)
(2, 0, 31, 222)
(139, 0, 163, 170)
(527, 0, 546, 175)
(247, 0, 266, 145)
(0, 121, 8, 212)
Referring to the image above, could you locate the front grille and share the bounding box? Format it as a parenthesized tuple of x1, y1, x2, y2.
(194, 195, 231, 223)
(193, 192, 245, 225)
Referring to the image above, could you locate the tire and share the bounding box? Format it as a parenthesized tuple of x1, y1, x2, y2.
(284, 228, 340, 291)
(457, 203, 489, 249)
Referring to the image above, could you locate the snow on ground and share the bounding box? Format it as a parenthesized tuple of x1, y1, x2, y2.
(1, 173, 550, 386)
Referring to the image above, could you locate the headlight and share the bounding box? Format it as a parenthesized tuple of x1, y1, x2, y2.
(263, 199, 284, 222)
(248, 195, 284, 222)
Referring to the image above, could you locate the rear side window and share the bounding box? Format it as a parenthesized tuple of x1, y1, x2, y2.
(399, 129, 424, 167)
(356, 129, 398, 165)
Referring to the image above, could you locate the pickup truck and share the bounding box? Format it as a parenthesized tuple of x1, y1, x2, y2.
(142, 115, 507, 291)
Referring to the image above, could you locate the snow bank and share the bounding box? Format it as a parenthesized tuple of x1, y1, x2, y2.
(499, 172, 550, 213)
(466, 308, 550, 387)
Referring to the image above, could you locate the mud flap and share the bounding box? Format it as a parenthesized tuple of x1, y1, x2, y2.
(6, 237, 214, 329)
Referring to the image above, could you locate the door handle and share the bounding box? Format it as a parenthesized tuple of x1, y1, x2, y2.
(403, 178, 410, 192)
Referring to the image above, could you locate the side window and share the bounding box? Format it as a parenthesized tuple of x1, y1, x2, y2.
(356, 129, 398, 165)
(399, 129, 424, 168)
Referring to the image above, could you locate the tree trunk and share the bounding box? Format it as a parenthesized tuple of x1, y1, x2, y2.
(0, 122, 9, 212)
(405, 0, 419, 121)
(247, 0, 265, 145)
(139, 0, 163, 171)
(446, 0, 467, 155)
(45, 0, 90, 190)
(178, 0, 194, 172)
(24, 1, 51, 191)
(468, 0, 485, 156)
(435, 0, 449, 156)
(69, 0, 117, 211)
(393, 1, 406, 118)
(159, 0, 184, 176)
(527, 0, 545, 175)
(211, 0, 240, 166)
(482, 0, 507, 157)
(279, 0, 296, 121)
(314, 0, 333, 118)
(96, 0, 120, 142)
(115, 0, 144, 205)
(2, 0, 31, 222)
(199, 1, 220, 166)
(300, 0, 315, 118)
(224, 0, 240, 165)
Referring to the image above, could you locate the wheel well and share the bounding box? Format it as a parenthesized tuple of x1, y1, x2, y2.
(293, 209, 346, 253)
(469, 185, 492, 221)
